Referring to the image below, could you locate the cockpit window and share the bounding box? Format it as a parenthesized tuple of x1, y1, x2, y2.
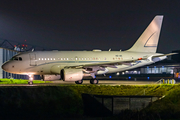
(19, 57, 22, 61)
(11, 57, 18, 61)
(10, 57, 22, 61)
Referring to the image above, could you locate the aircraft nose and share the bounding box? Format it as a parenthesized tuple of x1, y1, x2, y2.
(1, 63, 8, 72)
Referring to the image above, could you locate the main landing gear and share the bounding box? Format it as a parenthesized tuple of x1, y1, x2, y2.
(89, 73, 98, 84)
(28, 75, 34, 85)
(90, 78, 99, 84)
(74, 73, 99, 84)
(75, 80, 83, 84)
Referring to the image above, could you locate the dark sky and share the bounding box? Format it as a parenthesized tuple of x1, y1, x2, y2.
(0, 0, 179, 53)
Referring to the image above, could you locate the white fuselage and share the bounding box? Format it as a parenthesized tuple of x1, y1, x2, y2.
(1, 50, 166, 75)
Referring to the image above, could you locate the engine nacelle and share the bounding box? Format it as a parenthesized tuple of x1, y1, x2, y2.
(41, 75, 61, 81)
(61, 69, 83, 81)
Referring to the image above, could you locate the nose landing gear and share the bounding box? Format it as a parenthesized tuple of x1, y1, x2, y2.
(28, 75, 34, 85)
(28, 81, 33, 85)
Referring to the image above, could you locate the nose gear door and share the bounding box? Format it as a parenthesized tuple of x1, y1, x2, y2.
(29, 54, 37, 66)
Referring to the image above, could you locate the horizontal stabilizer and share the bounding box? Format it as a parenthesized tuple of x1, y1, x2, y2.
(152, 53, 178, 58)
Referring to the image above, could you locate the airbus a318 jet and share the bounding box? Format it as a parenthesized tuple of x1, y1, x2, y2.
(1, 15, 176, 85)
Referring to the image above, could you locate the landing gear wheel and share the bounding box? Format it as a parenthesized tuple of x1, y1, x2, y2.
(28, 81, 33, 85)
(90, 79, 93, 84)
(90, 79, 99, 84)
(75, 80, 83, 84)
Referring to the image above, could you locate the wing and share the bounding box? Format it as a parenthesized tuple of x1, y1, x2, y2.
(66, 59, 138, 69)
(65, 53, 178, 69)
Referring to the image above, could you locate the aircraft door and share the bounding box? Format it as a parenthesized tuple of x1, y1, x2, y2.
(29, 54, 37, 66)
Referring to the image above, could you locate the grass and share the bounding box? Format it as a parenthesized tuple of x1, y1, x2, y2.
(0, 78, 51, 84)
(0, 82, 179, 119)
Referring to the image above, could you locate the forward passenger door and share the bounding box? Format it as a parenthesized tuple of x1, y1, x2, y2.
(29, 54, 37, 66)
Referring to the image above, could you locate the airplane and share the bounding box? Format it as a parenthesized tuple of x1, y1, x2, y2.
(1, 15, 176, 85)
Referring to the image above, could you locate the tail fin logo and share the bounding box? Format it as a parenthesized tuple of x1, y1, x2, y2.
(144, 32, 157, 47)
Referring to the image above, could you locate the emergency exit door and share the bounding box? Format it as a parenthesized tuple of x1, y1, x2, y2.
(29, 54, 37, 66)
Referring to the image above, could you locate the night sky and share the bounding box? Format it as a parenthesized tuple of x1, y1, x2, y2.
(0, 0, 179, 53)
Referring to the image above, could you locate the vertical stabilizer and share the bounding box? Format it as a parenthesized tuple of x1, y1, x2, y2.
(127, 15, 163, 53)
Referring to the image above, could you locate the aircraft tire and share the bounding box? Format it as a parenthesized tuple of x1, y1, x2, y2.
(75, 80, 83, 84)
(90, 79, 98, 84)
(28, 81, 33, 85)
(93, 79, 99, 84)
(90, 79, 94, 84)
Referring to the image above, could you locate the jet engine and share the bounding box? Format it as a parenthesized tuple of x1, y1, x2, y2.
(61, 69, 83, 81)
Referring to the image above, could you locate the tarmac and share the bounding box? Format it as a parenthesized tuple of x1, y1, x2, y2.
(0, 79, 178, 86)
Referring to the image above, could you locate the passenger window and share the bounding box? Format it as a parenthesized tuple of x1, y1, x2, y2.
(19, 57, 22, 61)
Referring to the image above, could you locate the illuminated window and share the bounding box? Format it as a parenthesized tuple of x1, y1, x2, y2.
(79, 58, 81, 60)
(45, 58, 46, 60)
(67, 58, 69, 60)
(82, 58, 83, 60)
(54, 58, 55, 60)
(61, 58, 63, 60)
(64, 58, 65, 60)
(76, 58, 77, 60)
(39, 58, 40, 60)
(42, 58, 43, 60)
(48, 58, 49, 60)
(85, 58, 86, 60)
(51, 58, 52, 60)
